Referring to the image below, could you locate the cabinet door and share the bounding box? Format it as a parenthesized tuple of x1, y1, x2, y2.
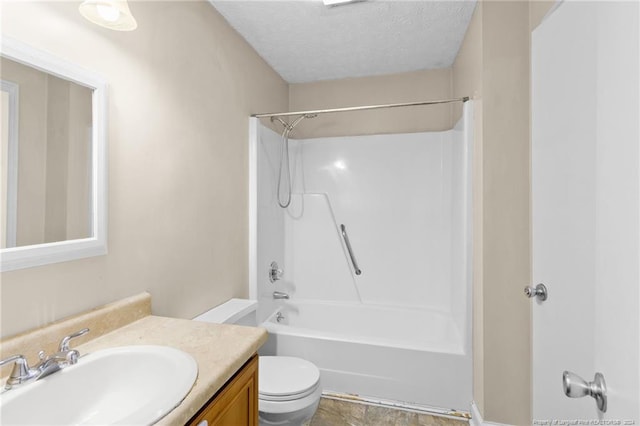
(189, 355, 259, 426)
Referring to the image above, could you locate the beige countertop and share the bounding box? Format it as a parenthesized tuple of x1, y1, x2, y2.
(76, 315, 268, 425)
(0, 294, 268, 425)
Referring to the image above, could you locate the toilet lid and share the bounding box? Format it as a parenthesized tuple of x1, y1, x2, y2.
(259, 356, 320, 400)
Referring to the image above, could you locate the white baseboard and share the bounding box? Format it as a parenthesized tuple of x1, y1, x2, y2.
(470, 402, 513, 426)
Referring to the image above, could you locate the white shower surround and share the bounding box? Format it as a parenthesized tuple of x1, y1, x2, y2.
(248, 103, 473, 411)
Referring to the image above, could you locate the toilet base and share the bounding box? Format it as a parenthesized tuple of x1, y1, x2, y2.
(259, 397, 319, 426)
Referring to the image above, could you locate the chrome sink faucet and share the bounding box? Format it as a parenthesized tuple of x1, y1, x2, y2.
(0, 328, 89, 390)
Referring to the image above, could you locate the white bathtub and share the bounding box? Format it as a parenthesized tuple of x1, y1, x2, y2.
(259, 300, 472, 412)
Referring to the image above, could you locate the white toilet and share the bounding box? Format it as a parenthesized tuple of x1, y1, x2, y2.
(193, 299, 322, 426)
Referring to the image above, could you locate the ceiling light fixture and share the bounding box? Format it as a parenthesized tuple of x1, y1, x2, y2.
(79, 0, 137, 31)
(322, 0, 364, 7)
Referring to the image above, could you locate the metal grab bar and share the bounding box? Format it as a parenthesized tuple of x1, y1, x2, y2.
(340, 224, 362, 276)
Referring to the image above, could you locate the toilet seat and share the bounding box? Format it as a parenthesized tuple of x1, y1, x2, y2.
(259, 356, 321, 402)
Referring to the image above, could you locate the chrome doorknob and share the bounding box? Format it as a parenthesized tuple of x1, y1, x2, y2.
(524, 283, 548, 301)
(562, 371, 607, 413)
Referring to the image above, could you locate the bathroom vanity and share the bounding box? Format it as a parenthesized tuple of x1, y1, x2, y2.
(188, 354, 259, 425)
(0, 293, 267, 425)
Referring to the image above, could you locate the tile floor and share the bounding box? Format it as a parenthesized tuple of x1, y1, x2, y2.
(308, 397, 469, 426)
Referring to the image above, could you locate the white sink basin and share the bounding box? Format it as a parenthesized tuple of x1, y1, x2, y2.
(0, 345, 198, 425)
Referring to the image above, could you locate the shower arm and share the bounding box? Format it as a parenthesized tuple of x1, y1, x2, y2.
(271, 116, 290, 130)
(271, 114, 317, 132)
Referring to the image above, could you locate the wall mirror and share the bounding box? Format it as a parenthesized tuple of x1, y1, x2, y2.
(0, 37, 107, 272)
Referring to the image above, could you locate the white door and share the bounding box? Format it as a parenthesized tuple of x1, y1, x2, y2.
(532, 1, 639, 423)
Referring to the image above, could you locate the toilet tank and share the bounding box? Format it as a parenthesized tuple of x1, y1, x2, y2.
(193, 298, 258, 327)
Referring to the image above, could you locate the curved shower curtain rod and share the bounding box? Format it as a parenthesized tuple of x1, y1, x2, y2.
(251, 96, 470, 119)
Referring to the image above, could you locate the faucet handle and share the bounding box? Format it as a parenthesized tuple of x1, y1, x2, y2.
(0, 354, 29, 371)
(58, 328, 90, 352)
(0, 355, 37, 389)
(269, 261, 284, 283)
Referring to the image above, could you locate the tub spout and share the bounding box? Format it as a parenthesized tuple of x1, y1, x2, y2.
(273, 291, 290, 300)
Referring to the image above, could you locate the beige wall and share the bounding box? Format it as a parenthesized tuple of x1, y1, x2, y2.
(482, 2, 531, 423)
(0, 1, 288, 338)
(453, 1, 555, 424)
(288, 69, 453, 138)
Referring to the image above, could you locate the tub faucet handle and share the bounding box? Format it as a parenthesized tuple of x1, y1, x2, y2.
(269, 261, 283, 283)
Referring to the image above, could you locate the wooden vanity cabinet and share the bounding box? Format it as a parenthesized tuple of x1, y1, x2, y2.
(187, 355, 259, 426)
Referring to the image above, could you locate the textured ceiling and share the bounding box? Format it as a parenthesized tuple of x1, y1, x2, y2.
(209, 0, 477, 84)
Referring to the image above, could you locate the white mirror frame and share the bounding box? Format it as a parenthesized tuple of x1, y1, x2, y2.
(0, 37, 108, 272)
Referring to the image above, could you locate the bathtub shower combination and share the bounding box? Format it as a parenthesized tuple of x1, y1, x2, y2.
(249, 101, 473, 413)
